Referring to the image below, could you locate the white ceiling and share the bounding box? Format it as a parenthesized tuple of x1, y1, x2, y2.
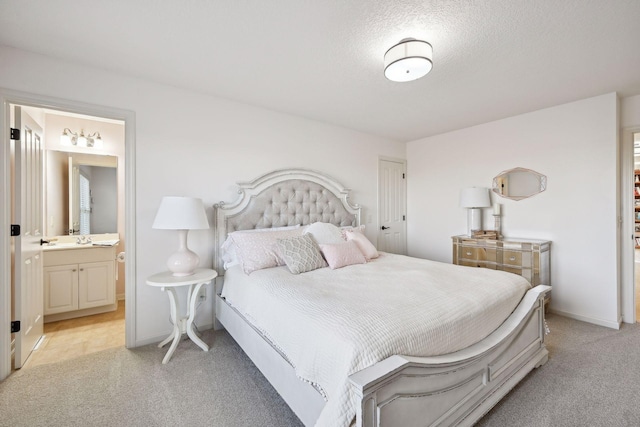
(1, 0, 639, 142)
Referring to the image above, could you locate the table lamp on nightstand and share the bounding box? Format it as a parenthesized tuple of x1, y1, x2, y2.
(152, 196, 209, 276)
(459, 187, 491, 237)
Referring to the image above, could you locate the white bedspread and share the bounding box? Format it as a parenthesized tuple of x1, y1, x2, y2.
(221, 252, 530, 427)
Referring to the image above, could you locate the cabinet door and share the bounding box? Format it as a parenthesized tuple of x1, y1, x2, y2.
(44, 264, 79, 315)
(78, 261, 115, 309)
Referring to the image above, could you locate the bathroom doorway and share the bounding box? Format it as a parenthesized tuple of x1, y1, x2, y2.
(1, 91, 136, 377)
(17, 106, 126, 368)
(634, 132, 640, 322)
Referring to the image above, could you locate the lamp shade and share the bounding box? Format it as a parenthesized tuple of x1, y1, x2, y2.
(459, 187, 491, 208)
(152, 197, 209, 230)
(384, 38, 433, 82)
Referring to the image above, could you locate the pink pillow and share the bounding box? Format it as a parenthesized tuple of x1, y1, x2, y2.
(340, 224, 365, 240)
(345, 229, 379, 260)
(319, 241, 366, 270)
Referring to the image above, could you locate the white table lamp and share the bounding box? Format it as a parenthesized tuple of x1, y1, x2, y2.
(459, 187, 491, 236)
(152, 196, 209, 276)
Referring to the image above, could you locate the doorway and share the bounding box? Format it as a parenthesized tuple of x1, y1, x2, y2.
(0, 89, 136, 381)
(13, 105, 125, 368)
(634, 132, 640, 322)
(378, 157, 407, 255)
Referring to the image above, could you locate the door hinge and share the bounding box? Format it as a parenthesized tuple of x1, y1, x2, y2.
(11, 224, 20, 236)
(403, 215, 406, 221)
(402, 173, 405, 179)
(11, 321, 20, 333)
(10, 128, 20, 140)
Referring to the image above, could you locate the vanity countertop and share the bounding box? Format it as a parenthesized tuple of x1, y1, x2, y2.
(42, 233, 120, 251)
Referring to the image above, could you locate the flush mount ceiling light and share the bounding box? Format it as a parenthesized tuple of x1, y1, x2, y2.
(384, 38, 433, 82)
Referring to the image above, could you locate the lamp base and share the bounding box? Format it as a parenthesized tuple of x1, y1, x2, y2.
(167, 250, 199, 276)
(467, 208, 482, 237)
(167, 230, 199, 276)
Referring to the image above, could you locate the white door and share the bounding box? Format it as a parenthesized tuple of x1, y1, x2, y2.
(378, 158, 407, 255)
(12, 106, 44, 368)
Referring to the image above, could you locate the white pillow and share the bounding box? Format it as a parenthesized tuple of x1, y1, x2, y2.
(276, 234, 327, 274)
(304, 222, 344, 245)
(228, 226, 304, 274)
(345, 229, 379, 260)
(319, 241, 366, 270)
(221, 225, 301, 269)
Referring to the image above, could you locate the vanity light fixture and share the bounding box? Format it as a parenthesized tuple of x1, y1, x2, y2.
(152, 196, 210, 276)
(384, 38, 433, 82)
(61, 128, 104, 149)
(459, 187, 491, 237)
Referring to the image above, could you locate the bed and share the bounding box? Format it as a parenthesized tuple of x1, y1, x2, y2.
(213, 168, 550, 427)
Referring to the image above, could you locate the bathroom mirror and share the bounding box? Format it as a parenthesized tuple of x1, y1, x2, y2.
(45, 151, 118, 235)
(492, 167, 547, 201)
(69, 156, 117, 235)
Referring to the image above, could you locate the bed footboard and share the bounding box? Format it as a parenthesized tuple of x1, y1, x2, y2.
(349, 285, 550, 427)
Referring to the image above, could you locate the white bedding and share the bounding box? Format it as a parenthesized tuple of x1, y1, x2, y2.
(221, 252, 530, 427)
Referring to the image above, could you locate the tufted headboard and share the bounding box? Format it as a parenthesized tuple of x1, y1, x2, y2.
(213, 169, 361, 274)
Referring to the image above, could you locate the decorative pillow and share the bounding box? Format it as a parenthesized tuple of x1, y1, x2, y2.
(230, 227, 304, 274)
(221, 225, 301, 269)
(304, 222, 344, 245)
(340, 224, 365, 240)
(220, 236, 239, 269)
(345, 229, 379, 260)
(276, 234, 327, 274)
(319, 241, 366, 270)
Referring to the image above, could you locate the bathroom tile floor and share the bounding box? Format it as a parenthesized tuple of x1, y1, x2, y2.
(22, 301, 125, 369)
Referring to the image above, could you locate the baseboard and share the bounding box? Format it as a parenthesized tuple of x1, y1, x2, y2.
(133, 321, 215, 348)
(44, 303, 118, 323)
(116, 293, 126, 301)
(548, 308, 621, 330)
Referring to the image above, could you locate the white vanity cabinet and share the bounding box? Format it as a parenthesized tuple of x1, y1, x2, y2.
(43, 246, 116, 320)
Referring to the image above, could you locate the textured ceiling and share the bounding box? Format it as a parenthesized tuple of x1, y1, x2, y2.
(1, 0, 639, 142)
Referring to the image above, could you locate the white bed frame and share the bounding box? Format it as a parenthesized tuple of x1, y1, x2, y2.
(213, 168, 550, 427)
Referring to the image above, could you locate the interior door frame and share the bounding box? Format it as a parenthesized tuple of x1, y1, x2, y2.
(0, 88, 137, 380)
(378, 156, 407, 255)
(621, 126, 640, 324)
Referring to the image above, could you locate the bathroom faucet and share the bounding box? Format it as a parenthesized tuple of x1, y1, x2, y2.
(76, 235, 92, 245)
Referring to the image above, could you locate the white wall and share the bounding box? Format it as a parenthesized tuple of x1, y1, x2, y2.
(406, 93, 619, 327)
(0, 46, 405, 345)
(622, 94, 640, 128)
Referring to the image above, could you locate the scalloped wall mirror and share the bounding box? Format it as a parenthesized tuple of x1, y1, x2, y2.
(492, 167, 547, 201)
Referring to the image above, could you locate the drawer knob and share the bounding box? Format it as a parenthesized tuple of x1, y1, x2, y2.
(509, 256, 516, 261)
(466, 251, 472, 256)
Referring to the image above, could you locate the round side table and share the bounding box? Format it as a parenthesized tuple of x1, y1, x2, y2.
(146, 268, 217, 364)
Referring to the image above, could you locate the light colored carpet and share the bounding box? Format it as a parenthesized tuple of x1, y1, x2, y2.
(1, 313, 639, 426)
(476, 314, 640, 427)
(0, 330, 302, 427)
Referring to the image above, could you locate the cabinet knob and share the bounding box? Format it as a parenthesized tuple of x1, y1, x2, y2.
(509, 256, 516, 261)
(466, 251, 472, 256)
(72, 269, 77, 272)
(80, 268, 84, 271)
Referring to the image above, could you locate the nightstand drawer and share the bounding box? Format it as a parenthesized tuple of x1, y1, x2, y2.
(458, 260, 498, 269)
(500, 265, 522, 275)
(459, 247, 481, 260)
(457, 247, 497, 262)
(502, 250, 522, 266)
